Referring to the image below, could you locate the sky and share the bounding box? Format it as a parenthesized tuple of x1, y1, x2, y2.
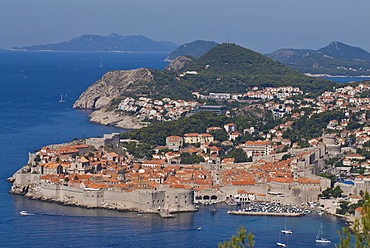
(1, 0, 369, 54)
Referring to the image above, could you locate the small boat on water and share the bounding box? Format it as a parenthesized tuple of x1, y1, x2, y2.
(59, 94, 65, 102)
(316, 223, 331, 243)
(281, 216, 293, 234)
(210, 209, 217, 214)
(276, 241, 286, 247)
(20, 211, 33, 216)
(276, 230, 287, 247)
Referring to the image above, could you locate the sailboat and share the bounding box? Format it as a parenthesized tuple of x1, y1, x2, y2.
(281, 216, 293, 234)
(276, 231, 287, 247)
(316, 223, 331, 243)
(59, 94, 65, 102)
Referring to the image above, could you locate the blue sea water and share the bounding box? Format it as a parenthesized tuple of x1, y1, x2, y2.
(0, 50, 352, 247)
(319, 76, 370, 84)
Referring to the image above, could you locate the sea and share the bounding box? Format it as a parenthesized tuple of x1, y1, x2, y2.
(0, 50, 369, 248)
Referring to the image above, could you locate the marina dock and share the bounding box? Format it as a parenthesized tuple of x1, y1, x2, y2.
(227, 210, 305, 217)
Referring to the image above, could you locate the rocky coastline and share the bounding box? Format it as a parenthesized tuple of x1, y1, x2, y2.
(71, 56, 196, 129)
(88, 108, 149, 130)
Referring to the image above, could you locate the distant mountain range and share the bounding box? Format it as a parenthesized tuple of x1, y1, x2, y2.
(165, 40, 219, 61)
(11, 33, 178, 52)
(266, 41, 370, 76)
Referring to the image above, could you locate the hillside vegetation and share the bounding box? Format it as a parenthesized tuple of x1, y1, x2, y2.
(145, 44, 336, 100)
(75, 43, 339, 115)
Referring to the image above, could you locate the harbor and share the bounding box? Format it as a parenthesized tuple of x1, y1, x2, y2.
(227, 211, 305, 217)
(224, 201, 309, 217)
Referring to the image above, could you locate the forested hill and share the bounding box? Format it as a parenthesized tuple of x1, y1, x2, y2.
(76, 43, 338, 110)
(165, 40, 219, 61)
(147, 43, 336, 100)
(187, 43, 303, 76)
(266, 41, 370, 76)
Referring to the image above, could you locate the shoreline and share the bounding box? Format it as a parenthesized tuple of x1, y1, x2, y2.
(304, 73, 370, 78)
(9, 185, 198, 218)
(9, 177, 357, 223)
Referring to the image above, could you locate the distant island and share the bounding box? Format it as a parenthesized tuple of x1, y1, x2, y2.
(266, 41, 370, 76)
(165, 40, 219, 61)
(11, 33, 178, 53)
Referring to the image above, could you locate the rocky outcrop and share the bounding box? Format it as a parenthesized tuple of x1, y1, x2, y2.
(72, 68, 154, 129)
(73, 68, 153, 110)
(164, 56, 194, 72)
(89, 108, 149, 129)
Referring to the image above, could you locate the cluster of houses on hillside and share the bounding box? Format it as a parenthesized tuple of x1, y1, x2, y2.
(266, 83, 370, 118)
(192, 86, 303, 101)
(116, 86, 306, 122)
(117, 83, 370, 125)
(118, 97, 200, 121)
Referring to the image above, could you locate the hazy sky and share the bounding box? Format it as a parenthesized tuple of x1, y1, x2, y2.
(1, 0, 369, 54)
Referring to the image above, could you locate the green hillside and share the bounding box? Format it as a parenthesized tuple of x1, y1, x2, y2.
(188, 43, 302, 76)
(121, 43, 337, 101)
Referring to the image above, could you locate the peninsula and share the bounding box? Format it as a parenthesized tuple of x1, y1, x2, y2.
(72, 43, 335, 129)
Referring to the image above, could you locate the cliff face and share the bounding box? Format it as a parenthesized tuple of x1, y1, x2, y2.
(164, 56, 194, 72)
(89, 109, 148, 129)
(73, 68, 153, 110)
(72, 68, 153, 129)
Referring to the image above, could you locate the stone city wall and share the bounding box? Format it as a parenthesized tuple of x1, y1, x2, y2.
(37, 183, 196, 213)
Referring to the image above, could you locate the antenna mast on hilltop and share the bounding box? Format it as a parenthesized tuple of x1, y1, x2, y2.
(227, 37, 230, 44)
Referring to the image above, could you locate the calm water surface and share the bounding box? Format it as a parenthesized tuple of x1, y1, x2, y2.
(0, 51, 351, 247)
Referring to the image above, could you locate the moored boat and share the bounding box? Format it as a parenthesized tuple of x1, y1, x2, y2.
(276, 241, 286, 247)
(316, 223, 331, 243)
(20, 211, 32, 216)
